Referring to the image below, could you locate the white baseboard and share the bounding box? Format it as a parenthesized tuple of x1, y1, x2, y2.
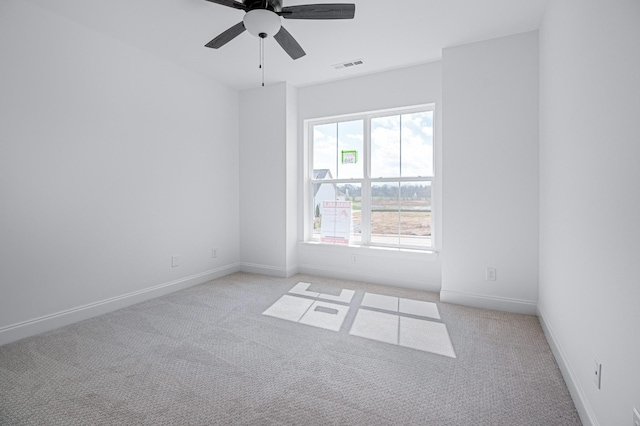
(0, 263, 240, 346)
(240, 262, 298, 278)
(537, 306, 599, 426)
(298, 264, 441, 293)
(439, 289, 537, 314)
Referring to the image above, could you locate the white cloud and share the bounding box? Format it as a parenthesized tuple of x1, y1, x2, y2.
(313, 113, 433, 179)
(313, 124, 337, 176)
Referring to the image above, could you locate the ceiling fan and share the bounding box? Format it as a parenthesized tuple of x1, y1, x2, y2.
(204, 0, 356, 60)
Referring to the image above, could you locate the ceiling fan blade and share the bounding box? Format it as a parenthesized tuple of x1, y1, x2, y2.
(205, 22, 246, 49)
(279, 3, 355, 20)
(203, 0, 247, 11)
(274, 26, 306, 60)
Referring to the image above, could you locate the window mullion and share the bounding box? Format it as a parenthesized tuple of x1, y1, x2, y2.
(335, 123, 339, 180)
(361, 116, 372, 245)
(398, 115, 402, 245)
(397, 181, 401, 246)
(399, 114, 402, 178)
(308, 123, 315, 240)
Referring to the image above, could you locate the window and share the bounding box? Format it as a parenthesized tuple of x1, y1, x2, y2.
(306, 105, 435, 250)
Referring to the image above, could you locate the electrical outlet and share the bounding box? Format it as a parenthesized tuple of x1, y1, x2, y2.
(593, 358, 602, 389)
(171, 255, 179, 267)
(633, 407, 639, 426)
(486, 267, 497, 281)
(212, 248, 218, 258)
(351, 254, 357, 264)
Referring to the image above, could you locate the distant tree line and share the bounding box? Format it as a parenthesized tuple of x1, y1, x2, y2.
(337, 183, 431, 200)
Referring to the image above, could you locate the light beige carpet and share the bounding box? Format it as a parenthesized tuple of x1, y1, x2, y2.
(0, 272, 581, 425)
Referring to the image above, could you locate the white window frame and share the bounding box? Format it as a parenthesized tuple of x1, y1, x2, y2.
(304, 104, 436, 251)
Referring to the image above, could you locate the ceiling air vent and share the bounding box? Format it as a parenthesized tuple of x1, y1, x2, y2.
(333, 59, 364, 70)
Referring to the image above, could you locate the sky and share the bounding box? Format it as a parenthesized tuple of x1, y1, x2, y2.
(313, 111, 434, 180)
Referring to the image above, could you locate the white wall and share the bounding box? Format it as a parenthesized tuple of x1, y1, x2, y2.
(297, 63, 443, 291)
(239, 82, 298, 277)
(441, 32, 539, 314)
(285, 86, 299, 271)
(0, 0, 240, 344)
(538, 1, 640, 424)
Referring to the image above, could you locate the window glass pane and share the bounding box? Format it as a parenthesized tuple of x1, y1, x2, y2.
(337, 120, 363, 179)
(338, 183, 362, 243)
(370, 182, 400, 245)
(401, 111, 433, 177)
(399, 182, 432, 247)
(313, 123, 337, 179)
(370, 181, 432, 247)
(312, 182, 361, 243)
(371, 115, 400, 178)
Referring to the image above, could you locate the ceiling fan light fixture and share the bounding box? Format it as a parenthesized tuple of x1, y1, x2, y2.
(243, 9, 282, 38)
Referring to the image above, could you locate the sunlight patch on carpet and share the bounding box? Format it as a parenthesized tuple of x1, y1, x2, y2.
(289, 282, 355, 303)
(262, 295, 349, 331)
(299, 301, 350, 331)
(362, 292, 441, 320)
(263, 283, 456, 358)
(262, 295, 314, 322)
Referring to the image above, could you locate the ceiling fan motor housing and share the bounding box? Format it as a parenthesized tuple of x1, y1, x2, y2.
(244, 0, 283, 12)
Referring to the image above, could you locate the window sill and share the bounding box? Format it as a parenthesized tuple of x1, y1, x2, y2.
(300, 241, 439, 261)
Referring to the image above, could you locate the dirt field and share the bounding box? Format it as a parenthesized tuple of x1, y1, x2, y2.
(352, 210, 431, 236)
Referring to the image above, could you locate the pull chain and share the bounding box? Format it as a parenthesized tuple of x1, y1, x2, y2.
(261, 36, 265, 87)
(259, 33, 266, 87)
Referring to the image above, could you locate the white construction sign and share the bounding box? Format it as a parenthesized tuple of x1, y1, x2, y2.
(320, 200, 352, 244)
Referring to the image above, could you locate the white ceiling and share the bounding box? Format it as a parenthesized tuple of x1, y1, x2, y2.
(24, 0, 550, 91)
